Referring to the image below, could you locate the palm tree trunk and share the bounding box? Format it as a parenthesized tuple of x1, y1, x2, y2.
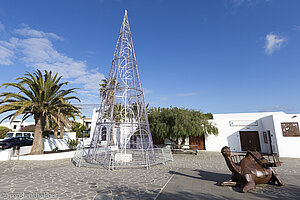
(30, 116, 44, 155)
(110, 128, 114, 146)
(54, 126, 58, 139)
(60, 122, 64, 139)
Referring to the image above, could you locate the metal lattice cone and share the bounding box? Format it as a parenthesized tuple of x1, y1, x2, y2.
(86, 10, 155, 168)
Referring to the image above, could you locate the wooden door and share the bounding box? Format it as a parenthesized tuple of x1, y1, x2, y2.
(239, 131, 261, 152)
(189, 135, 205, 150)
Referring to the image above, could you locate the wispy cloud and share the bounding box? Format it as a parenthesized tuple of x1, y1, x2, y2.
(264, 33, 287, 55)
(260, 105, 292, 112)
(158, 97, 168, 101)
(13, 24, 63, 40)
(0, 22, 5, 32)
(0, 45, 14, 65)
(294, 25, 300, 31)
(228, 0, 272, 7)
(176, 92, 199, 97)
(143, 88, 152, 95)
(0, 24, 105, 101)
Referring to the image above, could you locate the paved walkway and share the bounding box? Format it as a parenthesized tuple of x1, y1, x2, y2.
(156, 153, 300, 200)
(0, 152, 299, 199)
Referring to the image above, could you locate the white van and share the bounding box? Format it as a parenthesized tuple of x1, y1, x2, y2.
(5, 132, 34, 139)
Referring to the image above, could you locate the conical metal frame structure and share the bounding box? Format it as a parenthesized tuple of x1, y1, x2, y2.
(86, 10, 155, 168)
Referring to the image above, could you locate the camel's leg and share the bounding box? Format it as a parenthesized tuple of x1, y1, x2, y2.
(270, 167, 285, 186)
(242, 174, 256, 193)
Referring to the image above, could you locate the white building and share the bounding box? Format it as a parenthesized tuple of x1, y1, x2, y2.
(89, 108, 300, 158)
(206, 112, 300, 158)
(0, 119, 34, 131)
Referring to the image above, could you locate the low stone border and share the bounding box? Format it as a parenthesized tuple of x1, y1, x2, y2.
(18, 151, 75, 160)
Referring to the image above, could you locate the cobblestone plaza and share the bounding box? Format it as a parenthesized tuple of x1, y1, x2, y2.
(0, 152, 299, 199)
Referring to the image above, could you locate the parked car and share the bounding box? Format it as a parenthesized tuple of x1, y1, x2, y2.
(4, 132, 34, 139)
(0, 137, 33, 150)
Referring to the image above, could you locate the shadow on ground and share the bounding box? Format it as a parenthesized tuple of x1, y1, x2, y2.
(158, 169, 300, 200)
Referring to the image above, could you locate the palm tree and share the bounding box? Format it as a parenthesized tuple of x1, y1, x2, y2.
(0, 70, 80, 154)
(99, 78, 120, 145)
(99, 78, 108, 98)
(57, 100, 81, 139)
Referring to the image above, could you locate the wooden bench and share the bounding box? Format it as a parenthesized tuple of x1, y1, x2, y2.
(171, 144, 198, 155)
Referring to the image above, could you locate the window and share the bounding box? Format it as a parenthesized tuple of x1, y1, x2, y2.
(13, 125, 17, 129)
(101, 127, 107, 141)
(16, 133, 22, 137)
(6, 133, 13, 138)
(281, 122, 300, 137)
(24, 133, 31, 138)
(263, 132, 268, 143)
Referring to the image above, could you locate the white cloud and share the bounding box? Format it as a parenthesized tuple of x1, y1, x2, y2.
(264, 33, 287, 55)
(72, 69, 105, 90)
(0, 25, 105, 100)
(0, 45, 14, 65)
(176, 92, 198, 97)
(13, 24, 63, 40)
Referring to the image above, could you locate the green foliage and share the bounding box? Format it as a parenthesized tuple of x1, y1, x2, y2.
(43, 130, 53, 138)
(83, 132, 90, 138)
(0, 69, 81, 154)
(0, 126, 9, 139)
(148, 107, 218, 143)
(68, 139, 79, 149)
(0, 70, 81, 125)
(19, 124, 35, 132)
(72, 122, 86, 138)
(52, 147, 59, 152)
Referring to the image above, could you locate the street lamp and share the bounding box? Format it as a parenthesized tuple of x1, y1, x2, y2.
(82, 115, 86, 141)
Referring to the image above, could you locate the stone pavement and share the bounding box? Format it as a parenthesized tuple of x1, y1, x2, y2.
(157, 152, 300, 200)
(0, 152, 299, 199)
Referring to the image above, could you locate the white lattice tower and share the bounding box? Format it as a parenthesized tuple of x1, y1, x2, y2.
(86, 10, 155, 167)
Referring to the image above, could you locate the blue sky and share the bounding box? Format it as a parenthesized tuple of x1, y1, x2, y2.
(0, 0, 300, 119)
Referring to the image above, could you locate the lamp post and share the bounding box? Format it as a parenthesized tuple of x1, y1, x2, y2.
(82, 115, 86, 141)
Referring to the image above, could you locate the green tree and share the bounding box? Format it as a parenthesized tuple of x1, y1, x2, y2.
(148, 107, 218, 144)
(71, 122, 86, 138)
(0, 70, 80, 154)
(0, 126, 10, 139)
(56, 100, 81, 139)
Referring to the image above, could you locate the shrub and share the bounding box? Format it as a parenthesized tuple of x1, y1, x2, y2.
(68, 139, 79, 150)
(0, 126, 10, 139)
(52, 147, 59, 152)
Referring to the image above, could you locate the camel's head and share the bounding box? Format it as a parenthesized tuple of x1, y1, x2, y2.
(221, 146, 231, 157)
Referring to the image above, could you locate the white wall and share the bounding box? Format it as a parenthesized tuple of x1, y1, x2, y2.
(260, 115, 278, 154)
(0, 146, 32, 161)
(43, 132, 76, 151)
(90, 108, 99, 140)
(272, 113, 300, 158)
(206, 112, 276, 152)
(207, 112, 300, 158)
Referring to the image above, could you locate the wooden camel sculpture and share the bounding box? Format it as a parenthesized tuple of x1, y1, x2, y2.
(221, 146, 285, 192)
